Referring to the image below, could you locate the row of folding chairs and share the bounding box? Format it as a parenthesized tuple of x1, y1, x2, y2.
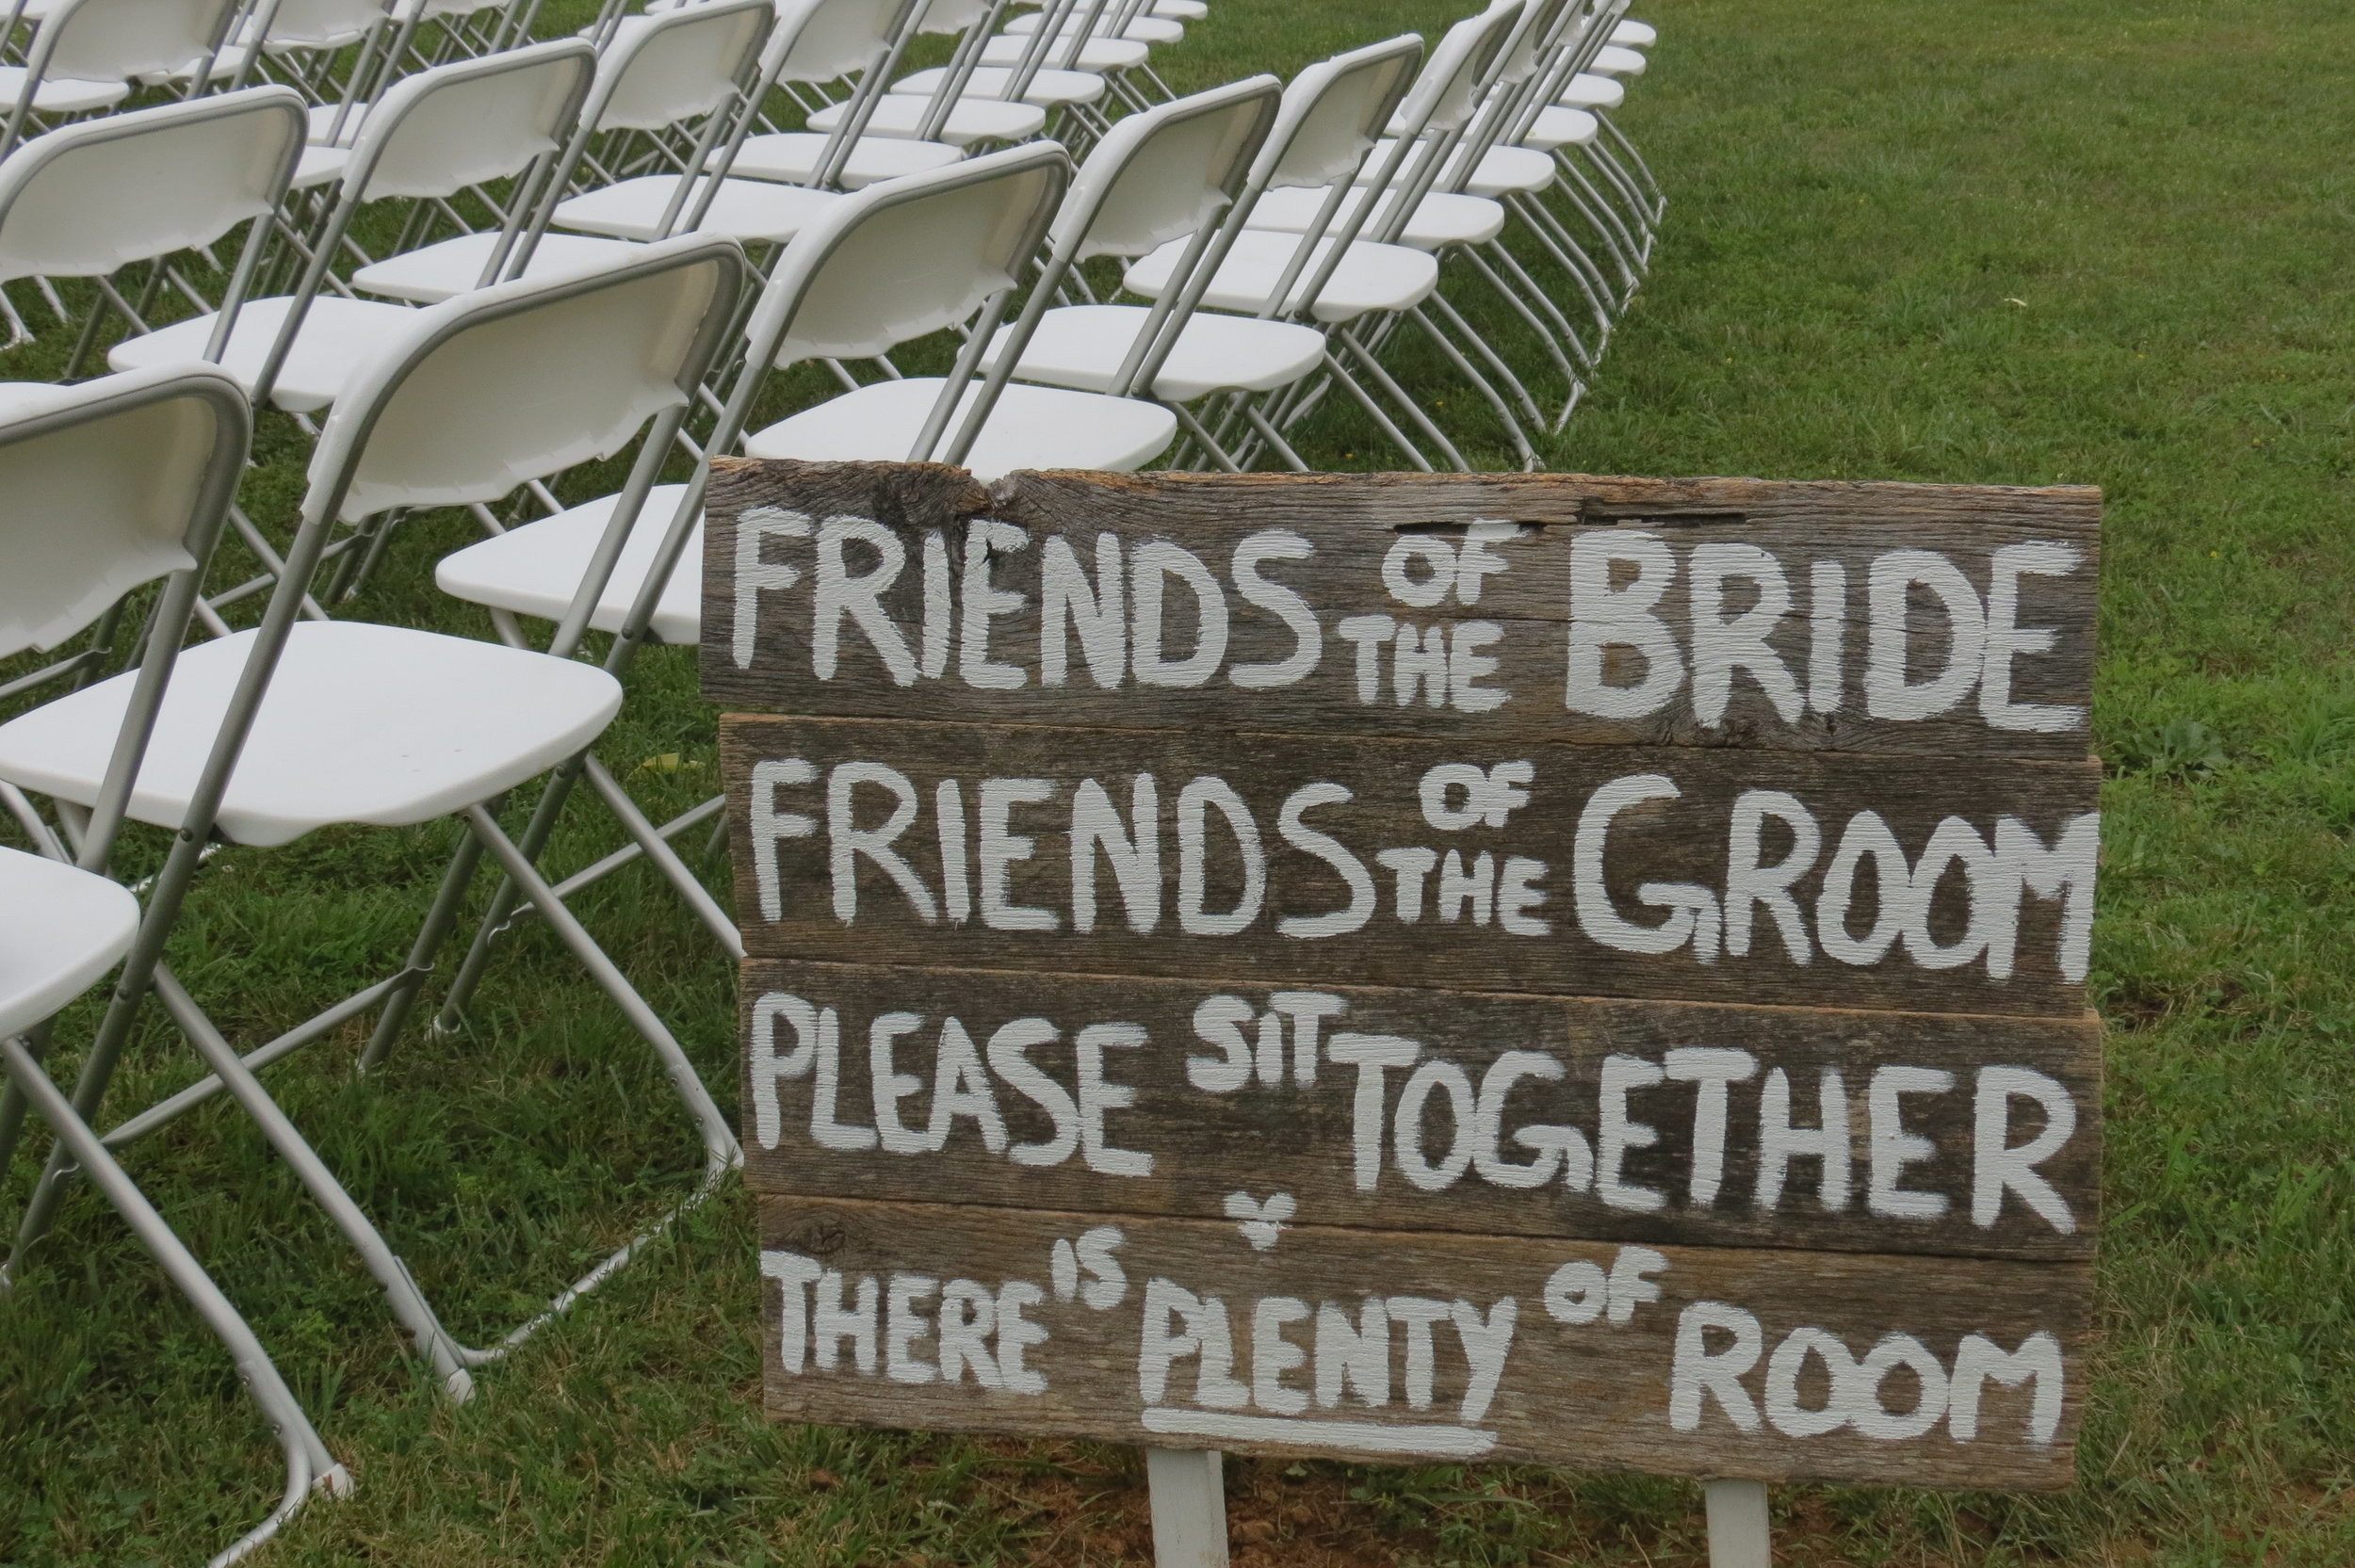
(0, 0, 1661, 472)
(0, 0, 1667, 1558)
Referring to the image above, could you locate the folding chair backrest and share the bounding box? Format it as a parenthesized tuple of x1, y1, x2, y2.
(771, 0, 911, 84)
(1258, 33, 1423, 190)
(0, 366, 249, 659)
(1052, 73, 1278, 261)
(347, 38, 598, 201)
(910, 0, 990, 38)
(250, 0, 392, 47)
(587, 0, 771, 133)
(0, 87, 304, 284)
(1390, 0, 1523, 141)
(24, 0, 239, 85)
(308, 234, 747, 522)
(743, 140, 1067, 365)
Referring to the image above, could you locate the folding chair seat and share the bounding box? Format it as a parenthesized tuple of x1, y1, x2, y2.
(108, 40, 600, 412)
(1244, 181, 1505, 249)
(1552, 69, 1623, 109)
(1588, 42, 1645, 75)
(0, 623, 623, 846)
(1124, 228, 1437, 322)
(7, 239, 749, 1400)
(1519, 102, 1597, 151)
(0, 365, 348, 1563)
(0, 848, 138, 1034)
(971, 31, 1145, 71)
(741, 378, 1171, 475)
(433, 482, 703, 642)
(1613, 17, 1654, 47)
(795, 90, 1042, 146)
(886, 62, 1105, 107)
(727, 127, 961, 184)
(1001, 9, 1180, 43)
(1001, 304, 1322, 400)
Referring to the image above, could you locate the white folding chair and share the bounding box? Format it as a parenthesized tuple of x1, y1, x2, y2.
(0, 0, 243, 159)
(983, 45, 1428, 472)
(107, 39, 599, 419)
(420, 142, 1140, 1011)
(724, 0, 1002, 190)
(2, 236, 750, 1401)
(975, 72, 1338, 469)
(0, 365, 348, 1568)
(0, 86, 304, 371)
(1120, 21, 1493, 469)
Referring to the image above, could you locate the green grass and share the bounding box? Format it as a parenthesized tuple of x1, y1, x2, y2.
(7, 0, 2355, 1562)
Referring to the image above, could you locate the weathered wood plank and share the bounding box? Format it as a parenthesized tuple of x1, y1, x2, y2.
(722, 715, 2101, 1019)
(758, 1194, 2089, 1490)
(701, 463, 2101, 760)
(739, 960, 2101, 1262)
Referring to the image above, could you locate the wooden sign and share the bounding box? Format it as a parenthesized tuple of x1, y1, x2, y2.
(705, 462, 2103, 1492)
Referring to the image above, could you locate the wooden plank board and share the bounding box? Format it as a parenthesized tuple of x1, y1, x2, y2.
(722, 715, 2101, 1019)
(758, 1193, 2089, 1491)
(701, 463, 2101, 760)
(739, 960, 2101, 1262)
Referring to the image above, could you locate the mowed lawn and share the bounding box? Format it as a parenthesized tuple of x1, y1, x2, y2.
(5, 0, 2354, 1563)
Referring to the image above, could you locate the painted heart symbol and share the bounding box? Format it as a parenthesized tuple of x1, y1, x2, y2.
(1223, 1190, 1297, 1251)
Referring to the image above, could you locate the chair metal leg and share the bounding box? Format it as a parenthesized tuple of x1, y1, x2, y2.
(2, 1034, 350, 1568)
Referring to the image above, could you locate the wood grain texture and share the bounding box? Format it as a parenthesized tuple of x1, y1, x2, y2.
(738, 960, 2101, 1262)
(701, 463, 2101, 760)
(722, 715, 2101, 1019)
(758, 1194, 2088, 1489)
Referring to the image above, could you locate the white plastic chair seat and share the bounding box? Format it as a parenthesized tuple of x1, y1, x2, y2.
(436, 483, 702, 643)
(391, 0, 500, 20)
(305, 103, 366, 146)
(1456, 144, 1555, 199)
(294, 143, 352, 186)
(1613, 19, 1655, 47)
(1555, 72, 1625, 111)
(974, 32, 1147, 71)
(804, 93, 1046, 147)
(350, 232, 645, 304)
(1245, 184, 1505, 250)
(0, 623, 623, 849)
(743, 379, 1174, 481)
(1589, 43, 1647, 76)
(986, 303, 1324, 402)
(1125, 228, 1437, 323)
(1520, 104, 1599, 152)
(552, 176, 842, 245)
(0, 68, 132, 116)
(0, 849, 139, 1040)
(1000, 11, 1181, 42)
(106, 296, 419, 414)
(891, 65, 1106, 108)
(729, 130, 961, 189)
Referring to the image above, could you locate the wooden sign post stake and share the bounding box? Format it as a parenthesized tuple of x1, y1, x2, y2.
(1145, 1448, 1228, 1568)
(706, 462, 2103, 1567)
(1707, 1479, 1773, 1568)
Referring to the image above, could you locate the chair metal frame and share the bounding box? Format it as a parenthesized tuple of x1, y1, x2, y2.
(6, 239, 751, 1404)
(0, 365, 350, 1568)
